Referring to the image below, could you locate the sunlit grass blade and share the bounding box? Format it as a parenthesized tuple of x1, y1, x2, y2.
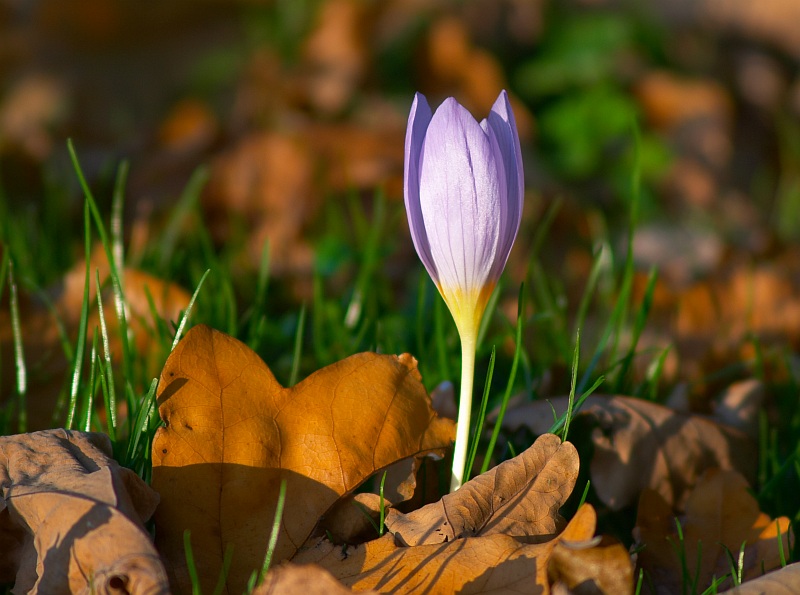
(95, 270, 117, 440)
(111, 161, 128, 286)
(67, 139, 134, 390)
(561, 330, 581, 442)
(7, 257, 27, 432)
(171, 268, 211, 353)
(67, 202, 93, 429)
(124, 378, 158, 470)
(81, 330, 100, 432)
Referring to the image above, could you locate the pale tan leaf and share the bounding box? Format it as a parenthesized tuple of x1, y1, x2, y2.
(0, 430, 167, 594)
(385, 433, 579, 546)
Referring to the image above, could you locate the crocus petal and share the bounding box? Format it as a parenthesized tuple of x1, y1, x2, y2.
(403, 93, 437, 283)
(483, 90, 524, 282)
(418, 98, 506, 331)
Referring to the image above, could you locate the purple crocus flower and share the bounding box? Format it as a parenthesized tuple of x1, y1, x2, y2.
(404, 90, 524, 490)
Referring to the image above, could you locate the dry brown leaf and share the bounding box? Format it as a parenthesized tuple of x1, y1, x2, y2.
(716, 561, 800, 595)
(386, 433, 578, 546)
(152, 324, 455, 594)
(297, 504, 630, 594)
(635, 469, 791, 593)
(0, 429, 168, 594)
(498, 392, 757, 511)
(253, 563, 374, 595)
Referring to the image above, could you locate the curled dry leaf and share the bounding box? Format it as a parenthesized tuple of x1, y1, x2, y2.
(386, 433, 578, 546)
(297, 504, 632, 594)
(498, 389, 759, 511)
(634, 469, 791, 594)
(716, 561, 800, 595)
(152, 324, 454, 594)
(0, 429, 168, 594)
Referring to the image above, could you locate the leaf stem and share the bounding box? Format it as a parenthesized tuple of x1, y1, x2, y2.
(451, 331, 476, 492)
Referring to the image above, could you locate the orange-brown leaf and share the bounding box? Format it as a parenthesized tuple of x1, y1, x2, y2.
(152, 325, 454, 593)
(0, 430, 167, 593)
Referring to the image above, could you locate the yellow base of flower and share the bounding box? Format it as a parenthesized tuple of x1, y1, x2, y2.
(437, 282, 496, 492)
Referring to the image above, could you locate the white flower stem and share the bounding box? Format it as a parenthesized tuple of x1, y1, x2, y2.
(450, 330, 476, 492)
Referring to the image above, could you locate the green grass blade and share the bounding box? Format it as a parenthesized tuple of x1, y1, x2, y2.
(183, 530, 202, 595)
(256, 479, 288, 586)
(289, 304, 307, 386)
(614, 265, 658, 393)
(476, 280, 502, 350)
(466, 346, 495, 479)
(481, 283, 525, 474)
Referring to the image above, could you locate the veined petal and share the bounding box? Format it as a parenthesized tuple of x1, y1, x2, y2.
(484, 90, 524, 281)
(403, 93, 437, 282)
(418, 98, 505, 310)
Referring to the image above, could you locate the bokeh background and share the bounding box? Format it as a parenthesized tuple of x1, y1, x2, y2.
(4, 0, 800, 417)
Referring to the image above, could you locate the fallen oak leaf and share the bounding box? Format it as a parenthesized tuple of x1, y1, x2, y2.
(0, 429, 168, 594)
(152, 324, 454, 594)
(295, 504, 631, 594)
(497, 388, 758, 511)
(385, 433, 578, 546)
(634, 469, 791, 593)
